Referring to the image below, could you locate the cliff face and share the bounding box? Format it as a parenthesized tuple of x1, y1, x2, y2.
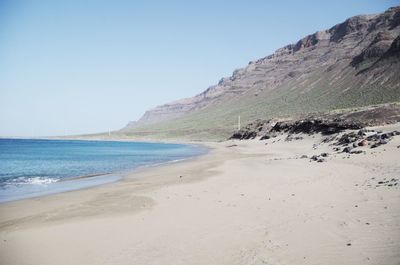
(122, 7, 400, 139)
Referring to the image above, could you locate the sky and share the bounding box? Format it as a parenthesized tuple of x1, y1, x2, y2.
(0, 0, 399, 137)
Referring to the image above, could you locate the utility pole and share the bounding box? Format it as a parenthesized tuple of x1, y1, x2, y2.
(238, 115, 241, 131)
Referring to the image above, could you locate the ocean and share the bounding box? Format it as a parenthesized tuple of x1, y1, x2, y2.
(0, 138, 205, 202)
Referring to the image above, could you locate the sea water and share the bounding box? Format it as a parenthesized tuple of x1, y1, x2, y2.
(0, 138, 205, 202)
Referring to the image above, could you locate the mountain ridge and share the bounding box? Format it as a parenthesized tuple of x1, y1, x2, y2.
(121, 6, 400, 140)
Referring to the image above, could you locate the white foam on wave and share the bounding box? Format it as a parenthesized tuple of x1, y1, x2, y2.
(6, 176, 59, 186)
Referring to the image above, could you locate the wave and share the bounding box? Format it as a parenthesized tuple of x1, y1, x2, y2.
(2, 176, 60, 186)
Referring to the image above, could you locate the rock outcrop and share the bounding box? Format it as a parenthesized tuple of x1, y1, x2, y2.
(229, 104, 400, 140)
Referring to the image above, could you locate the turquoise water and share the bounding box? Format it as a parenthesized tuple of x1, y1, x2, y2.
(0, 139, 205, 202)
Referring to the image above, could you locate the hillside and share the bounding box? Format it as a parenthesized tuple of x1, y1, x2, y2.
(119, 6, 400, 141)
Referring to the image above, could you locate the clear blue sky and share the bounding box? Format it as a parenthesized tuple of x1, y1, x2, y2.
(0, 0, 398, 136)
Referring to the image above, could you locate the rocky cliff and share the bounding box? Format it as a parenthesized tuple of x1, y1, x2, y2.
(121, 7, 400, 140)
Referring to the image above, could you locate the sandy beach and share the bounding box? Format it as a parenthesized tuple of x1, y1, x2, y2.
(1, 125, 400, 265)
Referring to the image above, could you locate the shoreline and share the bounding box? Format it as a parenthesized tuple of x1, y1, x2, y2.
(0, 138, 209, 205)
(1, 127, 399, 265)
(0, 141, 220, 231)
(0, 139, 209, 204)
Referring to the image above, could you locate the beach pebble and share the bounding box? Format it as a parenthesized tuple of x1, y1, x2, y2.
(358, 139, 368, 146)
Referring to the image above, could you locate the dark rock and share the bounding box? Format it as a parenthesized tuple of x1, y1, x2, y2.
(230, 130, 258, 140)
(230, 131, 244, 140)
(229, 102, 400, 142)
(358, 129, 367, 136)
(260, 134, 271, 140)
(369, 137, 389, 148)
(229, 104, 400, 142)
(285, 135, 294, 141)
(270, 119, 364, 136)
(336, 132, 363, 146)
(343, 147, 353, 153)
(380, 139, 389, 145)
(300, 155, 308, 159)
(230, 119, 278, 140)
(366, 133, 380, 141)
